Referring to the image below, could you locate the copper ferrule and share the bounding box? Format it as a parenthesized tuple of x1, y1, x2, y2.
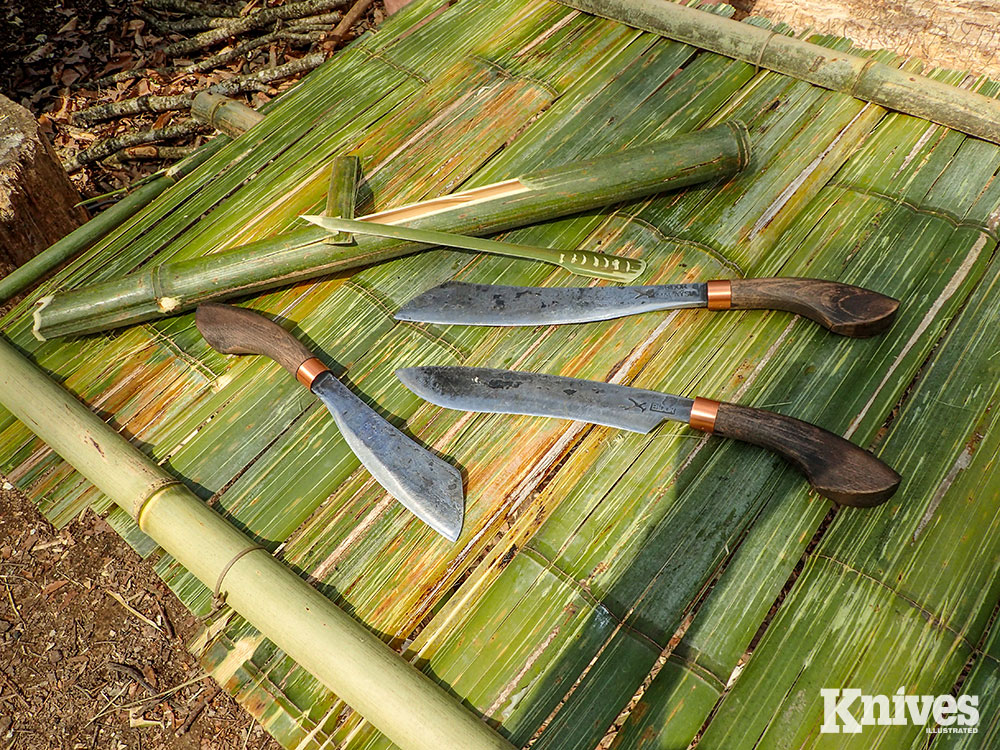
(295, 357, 329, 388)
(705, 279, 732, 310)
(689, 397, 720, 433)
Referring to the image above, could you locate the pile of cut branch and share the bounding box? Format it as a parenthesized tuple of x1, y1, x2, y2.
(16, 0, 384, 200)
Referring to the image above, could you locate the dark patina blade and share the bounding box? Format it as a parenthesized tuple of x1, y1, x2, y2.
(312, 371, 465, 542)
(395, 366, 692, 433)
(394, 281, 707, 326)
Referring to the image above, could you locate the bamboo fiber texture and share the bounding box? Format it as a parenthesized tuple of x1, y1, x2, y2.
(557, 0, 1000, 144)
(0, 336, 513, 750)
(5, 1, 1000, 748)
(32, 121, 749, 339)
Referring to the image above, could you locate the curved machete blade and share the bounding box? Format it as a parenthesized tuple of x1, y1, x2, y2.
(394, 281, 708, 326)
(395, 366, 693, 433)
(312, 372, 464, 542)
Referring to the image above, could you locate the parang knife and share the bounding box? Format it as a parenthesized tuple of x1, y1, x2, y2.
(394, 278, 899, 337)
(196, 304, 465, 542)
(395, 366, 901, 507)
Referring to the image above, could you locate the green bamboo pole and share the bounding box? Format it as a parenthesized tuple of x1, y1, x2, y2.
(33, 121, 750, 339)
(0, 335, 515, 750)
(0, 138, 228, 304)
(191, 91, 266, 138)
(556, 0, 1000, 144)
(322, 155, 360, 245)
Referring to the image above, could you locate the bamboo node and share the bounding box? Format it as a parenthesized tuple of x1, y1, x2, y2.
(754, 30, 779, 73)
(211, 544, 266, 612)
(133, 479, 187, 525)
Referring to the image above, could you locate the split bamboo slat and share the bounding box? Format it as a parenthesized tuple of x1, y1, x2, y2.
(2, 0, 1000, 748)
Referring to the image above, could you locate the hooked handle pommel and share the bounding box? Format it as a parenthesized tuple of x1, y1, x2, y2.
(689, 398, 900, 507)
(707, 278, 899, 337)
(195, 303, 327, 387)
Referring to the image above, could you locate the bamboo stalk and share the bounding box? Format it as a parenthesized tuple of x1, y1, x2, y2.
(190, 92, 266, 138)
(302, 215, 645, 280)
(322, 155, 360, 245)
(0, 335, 515, 750)
(0, 138, 228, 304)
(32, 121, 750, 339)
(556, 0, 1000, 144)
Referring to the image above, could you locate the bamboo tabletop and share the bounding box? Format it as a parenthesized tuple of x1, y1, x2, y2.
(2, 1, 999, 748)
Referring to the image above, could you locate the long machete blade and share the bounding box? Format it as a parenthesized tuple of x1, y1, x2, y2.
(395, 281, 707, 326)
(395, 366, 692, 433)
(312, 371, 465, 542)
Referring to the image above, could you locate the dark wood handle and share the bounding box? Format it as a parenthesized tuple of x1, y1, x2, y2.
(727, 278, 899, 337)
(195, 303, 315, 377)
(711, 402, 900, 506)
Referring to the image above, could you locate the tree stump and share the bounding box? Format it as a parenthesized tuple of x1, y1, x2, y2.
(0, 94, 87, 272)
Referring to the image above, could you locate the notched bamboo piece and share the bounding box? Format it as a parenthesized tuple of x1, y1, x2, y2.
(302, 215, 645, 281)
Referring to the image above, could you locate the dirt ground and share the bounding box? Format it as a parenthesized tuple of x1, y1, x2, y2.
(0, 484, 280, 750)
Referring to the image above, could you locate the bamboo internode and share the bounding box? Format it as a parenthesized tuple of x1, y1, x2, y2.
(32, 121, 751, 339)
(0, 336, 515, 750)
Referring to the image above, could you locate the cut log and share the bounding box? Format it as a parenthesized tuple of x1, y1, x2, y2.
(0, 94, 87, 272)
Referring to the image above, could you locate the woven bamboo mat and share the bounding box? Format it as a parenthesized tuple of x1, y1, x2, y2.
(2, 1, 999, 747)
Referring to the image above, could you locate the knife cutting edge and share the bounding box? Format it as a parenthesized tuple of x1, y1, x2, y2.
(395, 278, 900, 337)
(395, 366, 901, 507)
(195, 303, 465, 541)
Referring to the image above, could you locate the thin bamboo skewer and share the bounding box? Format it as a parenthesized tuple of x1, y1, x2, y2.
(0, 335, 515, 750)
(32, 121, 751, 339)
(557, 0, 1000, 144)
(301, 215, 645, 280)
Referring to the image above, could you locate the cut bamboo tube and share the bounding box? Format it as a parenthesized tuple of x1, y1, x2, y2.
(322, 155, 360, 245)
(0, 139, 227, 303)
(0, 335, 515, 750)
(557, 0, 1000, 144)
(33, 121, 751, 339)
(191, 91, 266, 138)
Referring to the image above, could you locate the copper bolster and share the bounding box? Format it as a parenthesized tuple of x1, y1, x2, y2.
(295, 357, 329, 388)
(705, 279, 732, 310)
(689, 397, 720, 432)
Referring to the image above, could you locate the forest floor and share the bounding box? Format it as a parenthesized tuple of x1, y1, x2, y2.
(0, 2, 395, 747)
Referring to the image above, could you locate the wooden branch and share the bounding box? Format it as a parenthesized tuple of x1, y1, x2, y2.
(77, 53, 324, 124)
(65, 120, 208, 171)
(330, 0, 377, 42)
(162, 0, 346, 57)
(145, 0, 240, 17)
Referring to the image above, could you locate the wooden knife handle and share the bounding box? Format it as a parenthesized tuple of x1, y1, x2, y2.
(707, 278, 899, 337)
(689, 397, 900, 506)
(196, 303, 326, 386)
